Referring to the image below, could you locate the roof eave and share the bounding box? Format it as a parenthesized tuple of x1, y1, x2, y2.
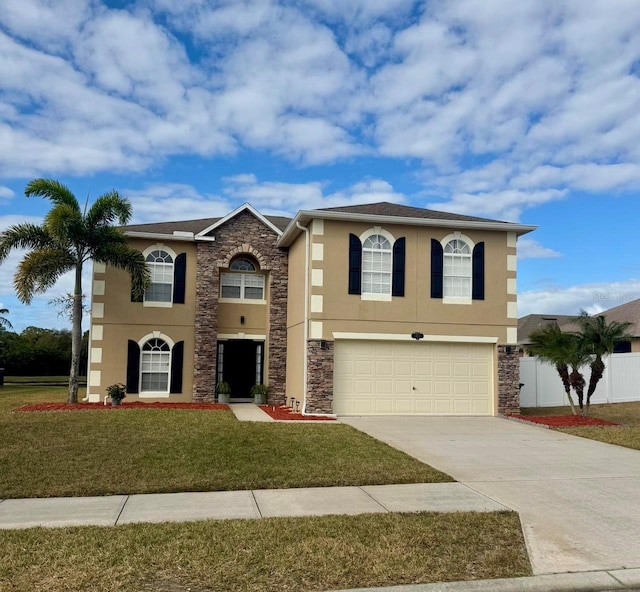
(125, 231, 195, 242)
(196, 203, 283, 238)
(277, 210, 536, 247)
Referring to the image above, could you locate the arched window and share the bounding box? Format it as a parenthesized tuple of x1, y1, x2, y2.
(221, 256, 265, 301)
(362, 234, 392, 295)
(140, 338, 171, 393)
(443, 239, 472, 298)
(145, 250, 174, 303)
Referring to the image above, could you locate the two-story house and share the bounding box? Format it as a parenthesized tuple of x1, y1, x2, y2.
(87, 202, 535, 415)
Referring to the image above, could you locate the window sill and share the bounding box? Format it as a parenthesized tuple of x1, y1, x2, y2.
(361, 293, 392, 302)
(443, 297, 472, 305)
(143, 301, 173, 308)
(219, 298, 267, 305)
(139, 391, 171, 398)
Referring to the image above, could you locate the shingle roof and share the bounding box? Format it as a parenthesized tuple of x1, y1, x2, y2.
(568, 299, 640, 337)
(315, 202, 507, 224)
(123, 215, 292, 235)
(518, 314, 575, 345)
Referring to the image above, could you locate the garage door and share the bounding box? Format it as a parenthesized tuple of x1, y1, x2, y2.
(333, 340, 494, 415)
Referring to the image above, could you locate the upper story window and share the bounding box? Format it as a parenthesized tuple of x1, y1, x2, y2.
(362, 234, 393, 296)
(140, 338, 171, 393)
(145, 250, 174, 303)
(221, 256, 265, 302)
(443, 239, 472, 298)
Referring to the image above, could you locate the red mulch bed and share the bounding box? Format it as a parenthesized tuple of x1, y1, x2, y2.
(509, 414, 619, 427)
(14, 402, 229, 412)
(259, 405, 336, 421)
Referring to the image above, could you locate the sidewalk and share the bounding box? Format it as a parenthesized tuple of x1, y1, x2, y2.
(331, 569, 640, 592)
(0, 482, 506, 529)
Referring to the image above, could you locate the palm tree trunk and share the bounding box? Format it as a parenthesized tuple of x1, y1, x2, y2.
(68, 263, 83, 404)
(569, 367, 585, 414)
(556, 363, 577, 415)
(585, 357, 605, 416)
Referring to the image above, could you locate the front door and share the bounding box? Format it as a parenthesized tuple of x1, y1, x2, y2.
(218, 340, 263, 400)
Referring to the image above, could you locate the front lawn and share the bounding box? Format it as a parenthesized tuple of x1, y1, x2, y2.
(0, 512, 530, 592)
(0, 385, 451, 498)
(521, 401, 640, 450)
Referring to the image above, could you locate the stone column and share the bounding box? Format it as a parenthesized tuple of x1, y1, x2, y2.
(306, 340, 334, 414)
(497, 345, 520, 414)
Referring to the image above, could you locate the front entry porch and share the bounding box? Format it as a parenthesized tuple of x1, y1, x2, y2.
(217, 339, 264, 401)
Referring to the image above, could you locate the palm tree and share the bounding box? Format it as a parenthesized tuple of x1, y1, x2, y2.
(527, 323, 578, 415)
(564, 332, 593, 414)
(0, 179, 149, 403)
(0, 308, 12, 330)
(575, 312, 632, 414)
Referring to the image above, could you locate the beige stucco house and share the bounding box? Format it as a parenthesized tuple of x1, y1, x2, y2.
(87, 202, 535, 415)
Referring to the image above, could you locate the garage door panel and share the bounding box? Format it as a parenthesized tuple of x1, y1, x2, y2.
(333, 341, 493, 416)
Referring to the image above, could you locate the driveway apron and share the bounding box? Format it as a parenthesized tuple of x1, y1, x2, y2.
(341, 416, 640, 575)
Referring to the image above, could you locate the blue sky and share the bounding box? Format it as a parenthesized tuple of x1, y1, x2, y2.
(1, 0, 640, 331)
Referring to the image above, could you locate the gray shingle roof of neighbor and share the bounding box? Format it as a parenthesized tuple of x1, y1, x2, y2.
(315, 202, 509, 224)
(561, 298, 640, 337)
(517, 314, 576, 345)
(123, 215, 293, 235)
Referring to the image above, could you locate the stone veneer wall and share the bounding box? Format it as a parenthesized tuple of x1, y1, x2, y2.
(497, 345, 520, 414)
(193, 210, 288, 403)
(306, 340, 334, 414)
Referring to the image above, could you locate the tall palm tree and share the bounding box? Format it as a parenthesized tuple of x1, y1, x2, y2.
(575, 312, 632, 414)
(527, 323, 578, 415)
(0, 308, 12, 330)
(0, 179, 149, 403)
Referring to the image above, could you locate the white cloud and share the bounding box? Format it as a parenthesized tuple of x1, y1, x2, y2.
(517, 239, 561, 260)
(0, 187, 15, 200)
(519, 279, 640, 317)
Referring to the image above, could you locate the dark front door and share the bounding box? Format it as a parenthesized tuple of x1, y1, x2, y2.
(220, 340, 263, 399)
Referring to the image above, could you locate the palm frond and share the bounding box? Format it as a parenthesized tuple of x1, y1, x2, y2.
(0, 308, 13, 330)
(14, 249, 75, 304)
(86, 226, 129, 260)
(25, 179, 81, 212)
(96, 244, 150, 299)
(0, 224, 55, 264)
(44, 204, 85, 246)
(86, 191, 133, 228)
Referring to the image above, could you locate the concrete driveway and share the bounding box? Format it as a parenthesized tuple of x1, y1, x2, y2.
(341, 416, 640, 575)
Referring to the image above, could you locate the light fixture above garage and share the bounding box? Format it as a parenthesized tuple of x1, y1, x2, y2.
(411, 332, 424, 340)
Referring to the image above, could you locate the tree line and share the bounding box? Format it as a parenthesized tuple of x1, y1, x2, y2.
(0, 326, 88, 376)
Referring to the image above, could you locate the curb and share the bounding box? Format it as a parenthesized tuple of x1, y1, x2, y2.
(330, 568, 640, 592)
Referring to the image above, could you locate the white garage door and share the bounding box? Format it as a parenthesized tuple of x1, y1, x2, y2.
(333, 340, 494, 415)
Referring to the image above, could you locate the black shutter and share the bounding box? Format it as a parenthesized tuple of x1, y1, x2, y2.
(126, 340, 140, 394)
(472, 242, 485, 300)
(431, 239, 443, 298)
(348, 233, 362, 295)
(392, 238, 406, 297)
(170, 341, 184, 394)
(173, 253, 186, 304)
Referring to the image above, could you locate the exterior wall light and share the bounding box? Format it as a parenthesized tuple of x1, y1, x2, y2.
(411, 332, 424, 340)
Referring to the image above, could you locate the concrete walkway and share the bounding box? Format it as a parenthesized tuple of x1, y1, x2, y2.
(341, 416, 640, 576)
(229, 402, 274, 421)
(0, 482, 506, 530)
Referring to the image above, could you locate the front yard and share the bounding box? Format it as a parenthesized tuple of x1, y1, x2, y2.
(521, 401, 640, 450)
(0, 512, 530, 592)
(0, 385, 450, 498)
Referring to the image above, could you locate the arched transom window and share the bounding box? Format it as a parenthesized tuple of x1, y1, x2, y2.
(443, 239, 472, 298)
(141, 338, 171, 392)
(362, 234, 392, 295)
(221, 256, 265, 301)
(145, 250, 174, 303)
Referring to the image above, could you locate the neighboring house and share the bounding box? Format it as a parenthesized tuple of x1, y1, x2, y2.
(517, 314, 574, 354)
(87, 202, 535, 416)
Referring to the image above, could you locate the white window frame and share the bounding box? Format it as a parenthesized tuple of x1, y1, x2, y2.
(220, 257, 266, 304)
(359, 227, 395, 302)
(142, 244, 177, 308)
(441, 232, 474, 305)
(137, 332, 174, 398)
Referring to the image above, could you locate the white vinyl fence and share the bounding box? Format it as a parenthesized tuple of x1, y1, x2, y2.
(520, 353, 640, 408)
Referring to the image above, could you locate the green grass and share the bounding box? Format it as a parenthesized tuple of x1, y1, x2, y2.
(521, 401, 640, 450)
(0, 512, 531, 592)
(0, 385, 451, 498)
(4, 375, 85, 384)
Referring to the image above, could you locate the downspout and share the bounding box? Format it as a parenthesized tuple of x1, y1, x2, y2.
(296, 221, 310, 414)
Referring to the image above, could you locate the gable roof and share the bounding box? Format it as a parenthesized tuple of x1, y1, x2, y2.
(572, 299, 640, 337)
(278, 201, 536, 247)
(518, 314, 575, 345)
(196, 203, 285, 237)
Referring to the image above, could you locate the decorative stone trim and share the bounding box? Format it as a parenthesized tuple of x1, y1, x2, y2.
(498, 345, 520, 414)
(219, 244, 270, 270)
(306, 340, 334, 414)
